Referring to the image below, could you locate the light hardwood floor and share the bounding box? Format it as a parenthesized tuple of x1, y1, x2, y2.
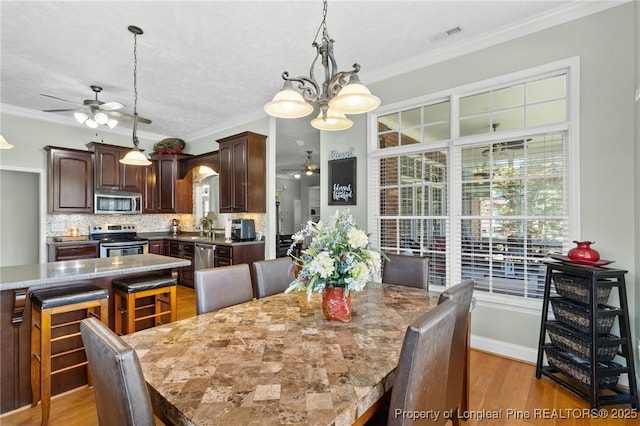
(2, 286, 637, 425)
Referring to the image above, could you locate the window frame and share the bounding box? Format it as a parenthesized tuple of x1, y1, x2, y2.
(368, 57, 581, 313)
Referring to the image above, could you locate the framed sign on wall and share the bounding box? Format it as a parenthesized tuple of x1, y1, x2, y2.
(328, 157, 356, 205)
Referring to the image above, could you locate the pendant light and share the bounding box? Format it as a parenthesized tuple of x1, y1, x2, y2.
(264, 0, 380, 131)
(120, 25, 151, 166)
(0, 135, 14, 149)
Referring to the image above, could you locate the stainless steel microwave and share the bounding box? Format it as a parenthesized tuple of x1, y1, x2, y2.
(94, 192, 142, 214)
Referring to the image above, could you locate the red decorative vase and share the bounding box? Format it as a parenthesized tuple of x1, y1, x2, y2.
(567, 241, 600, 262)
(322, 286, 352, 322)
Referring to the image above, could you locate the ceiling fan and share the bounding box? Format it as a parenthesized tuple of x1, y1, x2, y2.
(481, 140, 524, 157)
(282, 151, 320, 178)
(40, 85, 152, 128)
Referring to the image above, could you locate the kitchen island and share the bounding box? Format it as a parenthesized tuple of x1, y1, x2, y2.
(0, 254, 190, 414)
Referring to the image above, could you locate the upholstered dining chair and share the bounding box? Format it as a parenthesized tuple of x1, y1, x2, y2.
(80, 317, 155, 426)
(387, 299, 457, 426)
(194, 264, 254, 315)
(253, 257, 294, 299)
(382, 253, 429, 289)
(437, 280, 475, 426)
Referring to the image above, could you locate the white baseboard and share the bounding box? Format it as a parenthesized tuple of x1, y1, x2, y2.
(469, 334, 633, 388)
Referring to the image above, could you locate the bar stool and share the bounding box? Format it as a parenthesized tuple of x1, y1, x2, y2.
(30, 283, 109, 426)
(112, 274, 177, 335)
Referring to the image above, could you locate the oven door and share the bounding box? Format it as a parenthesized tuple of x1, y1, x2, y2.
(100, 241, 149, 258)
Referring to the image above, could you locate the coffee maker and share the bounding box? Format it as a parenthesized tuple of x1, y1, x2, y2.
(231, 219, 255, 241)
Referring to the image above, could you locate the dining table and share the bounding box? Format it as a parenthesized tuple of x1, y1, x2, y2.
(123, 282, 443, 426)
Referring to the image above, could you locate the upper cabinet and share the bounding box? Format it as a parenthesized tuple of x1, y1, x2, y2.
(87, 142, 142, 193)
(218, 131, 266, 213)
(145, 154, 193, 214)
(44, 146, 94, 213)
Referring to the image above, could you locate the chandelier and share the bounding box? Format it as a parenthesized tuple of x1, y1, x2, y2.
(120, 25, 151, 166)
(264, 0, 380, 131)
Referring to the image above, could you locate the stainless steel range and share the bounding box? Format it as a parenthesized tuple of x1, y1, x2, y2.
(89, 224, 149, 258)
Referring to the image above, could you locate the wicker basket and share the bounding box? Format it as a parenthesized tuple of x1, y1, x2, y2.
(546, 321, 619, 361)
(549, 297, 615, 334)
(552, 273, 611, 305)
(545, 346, 621, 389)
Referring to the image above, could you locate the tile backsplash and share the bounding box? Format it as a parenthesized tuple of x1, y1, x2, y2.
(46, 213, 265, 237)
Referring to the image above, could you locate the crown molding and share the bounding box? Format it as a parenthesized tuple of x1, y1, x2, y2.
(362, 0, 628, 84)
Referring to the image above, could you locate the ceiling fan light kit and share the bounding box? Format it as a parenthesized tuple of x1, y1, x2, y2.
(264, 0, 380, 131)
(120, 25, 151, 166)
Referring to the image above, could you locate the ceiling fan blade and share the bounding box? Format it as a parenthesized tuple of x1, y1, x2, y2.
(108, 110, 152, 124)
(100, 101, 125, 111)
(40, 93, 82, 105)
(43, 108, 76, 112)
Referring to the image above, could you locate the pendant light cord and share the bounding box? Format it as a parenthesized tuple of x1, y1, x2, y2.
(132, 29, 139, 148)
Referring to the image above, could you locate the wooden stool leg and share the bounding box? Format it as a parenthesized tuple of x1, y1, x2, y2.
(154, 294, 162, 327)
(39, 310, 52, 426)
(126, 293, 136, 334)
(114, 290, 123, 335)
(169, 286, 177, 323)
(30, 308, 41, 408)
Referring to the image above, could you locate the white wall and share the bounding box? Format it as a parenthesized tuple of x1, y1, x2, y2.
(326, 3, 638, 366)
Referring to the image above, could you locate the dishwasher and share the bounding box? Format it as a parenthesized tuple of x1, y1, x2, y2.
(195, 243, 216, 270)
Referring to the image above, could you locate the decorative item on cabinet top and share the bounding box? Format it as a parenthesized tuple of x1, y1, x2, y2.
(154, 138, 185, 155)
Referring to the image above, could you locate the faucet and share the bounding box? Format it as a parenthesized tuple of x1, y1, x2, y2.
(198, 217, 213, 238)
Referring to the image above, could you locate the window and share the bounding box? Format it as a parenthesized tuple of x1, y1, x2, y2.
(369, 61, 577, 302)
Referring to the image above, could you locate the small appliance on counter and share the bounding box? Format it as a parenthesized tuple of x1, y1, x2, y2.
(171, 218, 180, 236)
(231, 219, 255, 242)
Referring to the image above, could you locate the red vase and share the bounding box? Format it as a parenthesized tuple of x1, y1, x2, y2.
(567, 241, 600, 262)
(322, 287, 352, 322)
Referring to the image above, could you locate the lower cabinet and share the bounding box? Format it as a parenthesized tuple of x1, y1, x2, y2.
(48, 242, 99, 262)
(148, 239, 164, 255)
(170, 241, 195, 287)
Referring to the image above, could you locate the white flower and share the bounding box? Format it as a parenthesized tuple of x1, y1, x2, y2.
(347, 228, 368, 249)
(307, 251, 335, 279)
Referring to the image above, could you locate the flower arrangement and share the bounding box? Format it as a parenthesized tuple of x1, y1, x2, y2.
(153, 138, 185, 155)
(286, 209, 382, 299)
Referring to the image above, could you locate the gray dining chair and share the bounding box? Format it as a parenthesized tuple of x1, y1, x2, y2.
(80, 317, 155, 426)
(194, 264, 254, 314)
(253, 257, 294, 299)
(438, 280, 475, 426)
(382, 253, 429, 289)
(387, 299, 457, 426)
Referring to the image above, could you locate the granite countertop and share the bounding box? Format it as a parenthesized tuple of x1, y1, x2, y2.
(0, 254, 190, 291)
(140, 232, 265, 246)
(124, 283, 439, 426)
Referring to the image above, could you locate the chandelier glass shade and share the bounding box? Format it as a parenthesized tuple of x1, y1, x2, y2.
(264, 0, 380, 131)
(0, 134, 14, 149)
(120, 25, 151, 166)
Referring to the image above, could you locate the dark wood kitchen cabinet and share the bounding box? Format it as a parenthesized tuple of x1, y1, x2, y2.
(144, 154, 193, 214)
(169, 240, 195, 287)
(148, 239, 164, 255)
(47, 242, 99, 262)
(217, 131, 266, 213)
(87, 142, 142, 193)
(44, 146, 94, 213)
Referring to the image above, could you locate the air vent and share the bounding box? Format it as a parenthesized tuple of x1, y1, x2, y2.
(428, 26, 463, 43)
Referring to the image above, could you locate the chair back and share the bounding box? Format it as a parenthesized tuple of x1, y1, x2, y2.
(382, 253, 429, 289)
(388, 299, 457, 426)
(80, 317, 155, 426)
(253, 257, 294, 299)
(194, 264, 254, 315)
(438, 280, 475, 420)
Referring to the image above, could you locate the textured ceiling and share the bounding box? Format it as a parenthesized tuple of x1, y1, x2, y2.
(0, 1, 618, 173)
